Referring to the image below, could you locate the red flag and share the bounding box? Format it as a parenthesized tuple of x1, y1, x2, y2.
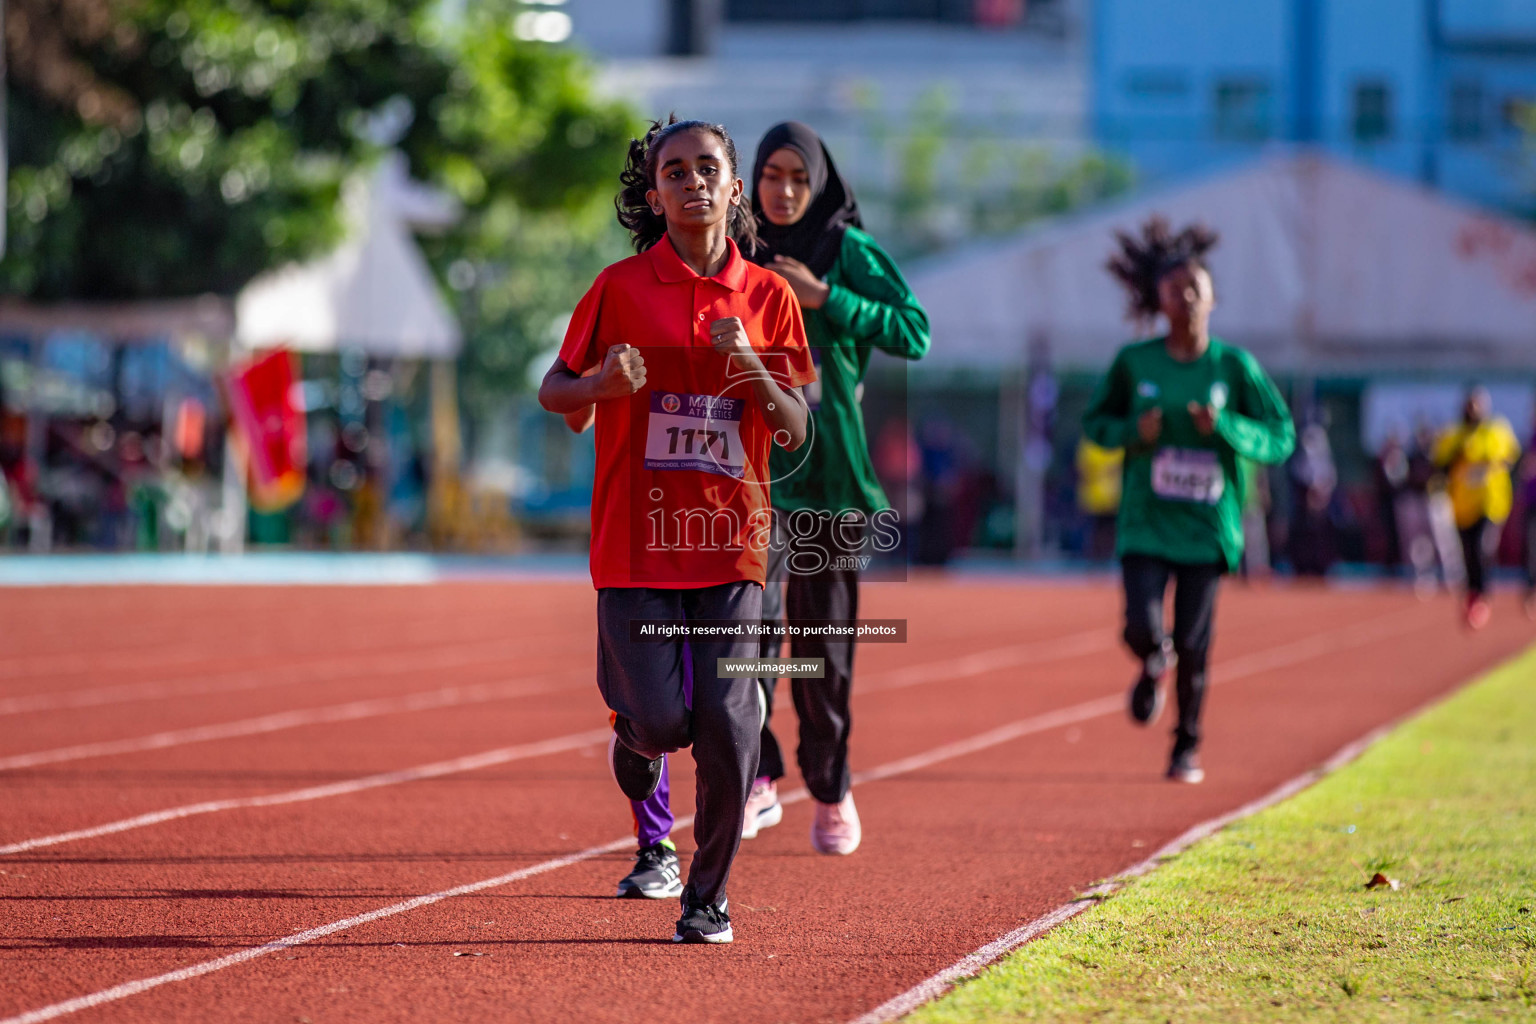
(975, 0, 1024, 28)
(227, 349, 306, 512)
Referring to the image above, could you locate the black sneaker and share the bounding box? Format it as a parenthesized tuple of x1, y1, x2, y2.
(1167, 747, 1204, 784)
(672, 893, 733, 944)
(608, 733, 663, 801)
(1127, 642, 1173, 726)
(616, 841, 683, 899)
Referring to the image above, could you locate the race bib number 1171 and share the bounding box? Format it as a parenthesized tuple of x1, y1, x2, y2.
(643, 390, 747, 479)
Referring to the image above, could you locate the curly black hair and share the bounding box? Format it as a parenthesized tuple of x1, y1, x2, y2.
(614, 115, 760, 256)
(1105, 216, 1220, 319)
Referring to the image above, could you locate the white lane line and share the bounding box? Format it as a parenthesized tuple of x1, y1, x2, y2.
(0, 610, 1416, 854)
(0, 623, 1112, 766)
(0, 610, 1427, 1024)
(857, 628, 1112, 695)
(0, 675, 586, 773)
(0, 834, 642, 1024)
(0, 729, 612, 856)
(845, 610, 1436, 1024)
(0, 636, 1114, 853)
(0, 617, 524, 682)
(0, 619, 1096, 717)
(846, 725, 1399, 1024)
(0, 636, 571, 717)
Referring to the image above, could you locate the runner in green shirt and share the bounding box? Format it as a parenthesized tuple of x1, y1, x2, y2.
(745, 121, 930, 854)
(1084, 217, 1295, 784)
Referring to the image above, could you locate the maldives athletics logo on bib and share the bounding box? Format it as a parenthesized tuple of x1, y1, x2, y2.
(660, 393, 681, 414)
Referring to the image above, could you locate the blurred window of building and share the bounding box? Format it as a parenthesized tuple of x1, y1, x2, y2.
(1123, 68, 1190, 100)
(1501, 95, 1535, 136)
(1352, 80, 1393, 143)
(1437, 1, 1536, 42)
(1213, 78, 1273, 141)
(724, 0, 996, 23)
(1447, 80, 1486, 141)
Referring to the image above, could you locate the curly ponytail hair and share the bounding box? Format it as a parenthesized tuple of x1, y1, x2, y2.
(615, 115, 761, 256)
(1106, 216, 1220, 320)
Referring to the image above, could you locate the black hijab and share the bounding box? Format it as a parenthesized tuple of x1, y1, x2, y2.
(748, 121, 861, 279)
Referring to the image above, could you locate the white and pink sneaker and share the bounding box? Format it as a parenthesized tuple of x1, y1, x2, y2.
(810, 793, 861, 855)
(741, 778, 783, 840)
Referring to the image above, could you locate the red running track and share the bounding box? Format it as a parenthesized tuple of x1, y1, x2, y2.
(0, 579, 1530, 1024)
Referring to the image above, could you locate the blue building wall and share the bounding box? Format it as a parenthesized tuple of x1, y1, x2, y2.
(1092, 0, 1536, 214)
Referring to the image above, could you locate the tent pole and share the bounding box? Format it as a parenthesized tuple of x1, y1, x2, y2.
(219, 432, 247, 555)
(428, 358, 464, 548)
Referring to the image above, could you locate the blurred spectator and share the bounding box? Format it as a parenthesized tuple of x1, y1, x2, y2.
(1288, 423, 1338, 576)
(915, 418, 961, 565)
(1402, 422, 1467, 593)
(1074, 437, 1122, 562)
(1431, 386, 1522, 629)
(874, 418, 919, 559)
(1239, 458, 1273, 579)
(1372, 433, 1407, 568)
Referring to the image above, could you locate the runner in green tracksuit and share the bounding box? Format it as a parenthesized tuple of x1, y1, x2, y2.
(1084, 218, 1294, 784)
(745, 122, 930, 854)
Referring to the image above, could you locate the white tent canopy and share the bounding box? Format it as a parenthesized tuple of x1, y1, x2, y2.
(235, 152, 462, 359)
(907, 153, 1536, 373)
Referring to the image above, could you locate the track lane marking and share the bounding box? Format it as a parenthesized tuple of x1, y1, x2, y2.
(1, 628, 1122, 848)
(847, 720, 1411, 1023)
(0, 611, 565, 683)
(0, 609, 1414, 850)
(0, 617, 1103, 716)
(0, 634, 585, 717)
(0, 729, 612, 856)
(0, 675, 587, 772)
(0, 608, 1425, 1024)
(0, 625, 1115, 768)
(856, 628, 1112, 694)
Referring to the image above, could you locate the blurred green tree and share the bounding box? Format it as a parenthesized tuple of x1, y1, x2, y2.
(407, 1, 634, 412)
(3, 0, 635, 400)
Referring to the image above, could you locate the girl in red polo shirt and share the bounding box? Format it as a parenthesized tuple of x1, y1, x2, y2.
(538, 116, 816, 944)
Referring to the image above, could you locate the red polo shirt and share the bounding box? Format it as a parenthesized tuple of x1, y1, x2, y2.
(560, 235, 817, 589)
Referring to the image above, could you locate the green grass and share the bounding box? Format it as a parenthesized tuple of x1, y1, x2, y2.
(907, 647, 1536, 1023)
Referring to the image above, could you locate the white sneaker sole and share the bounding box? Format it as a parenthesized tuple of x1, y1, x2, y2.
(811, 834, 861, 855)
(672, 925, 733, 944)
(742, 799, 783, 840)
(616, 878, 684, 899)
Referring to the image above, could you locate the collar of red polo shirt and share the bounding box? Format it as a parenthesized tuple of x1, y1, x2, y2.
(647, 234, 749, 291)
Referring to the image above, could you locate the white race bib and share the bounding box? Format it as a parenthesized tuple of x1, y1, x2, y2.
(644, 390, 746, 479)
(1152, 448, 1225, 504)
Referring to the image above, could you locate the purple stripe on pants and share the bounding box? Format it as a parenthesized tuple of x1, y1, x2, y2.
(628, 641, 692, 848)
(632, 758, 673, 848)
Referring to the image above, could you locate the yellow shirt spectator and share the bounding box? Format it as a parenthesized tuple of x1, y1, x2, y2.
(1076, 438, 1124, 516)
(1432, 417, 1523, 529)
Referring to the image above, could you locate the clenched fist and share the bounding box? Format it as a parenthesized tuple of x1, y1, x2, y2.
(709, 317, 765, 376)
(1187, 402, 1218, 436)
(1137, 407, 1163, 445)
(597, 343, 646, 398)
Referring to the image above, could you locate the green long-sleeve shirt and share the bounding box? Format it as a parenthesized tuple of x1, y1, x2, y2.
(768, 226, 930, 514)
(1082, 337, 1295, 572)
